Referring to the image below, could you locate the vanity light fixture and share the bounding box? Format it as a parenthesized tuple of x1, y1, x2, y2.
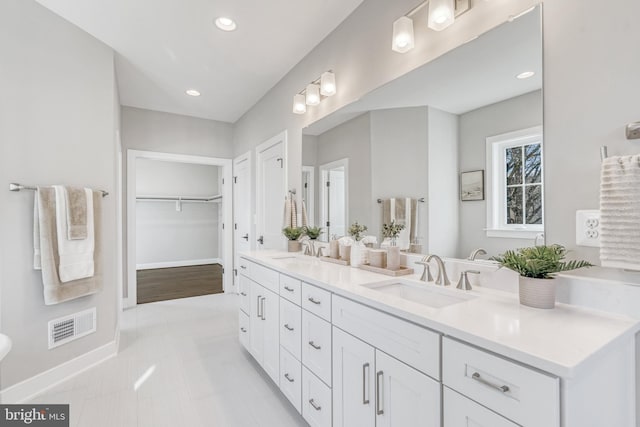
(293, 94, 307, 114)
(392, 0, 471, 53)
(215, 17, 237, 32)
(292, 71, 337, 115)
(516, 71, 535, 79)
(185, 89, 201, 97)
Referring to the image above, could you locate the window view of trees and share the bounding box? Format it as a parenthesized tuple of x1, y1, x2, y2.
(505, 143, 542, 225)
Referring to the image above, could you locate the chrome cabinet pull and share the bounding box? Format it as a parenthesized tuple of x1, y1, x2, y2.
(309, 341, 321, 350)
(256, 295, 262, 318)
(363, 363, 370, 405)
(240, 292, 247, 296)
(309, 399, 321, 411)
(471, 372, 510, 393)
(376, 371, 384, 415)
(260, 297, 266, 321)
(240, 265, 247, 270)
(308, 297, 321, 305)
(284, 286, 294, 292)
(284, 373, 294, 383)
(240, 327, 247, 333)
(284, 324, 294, 331)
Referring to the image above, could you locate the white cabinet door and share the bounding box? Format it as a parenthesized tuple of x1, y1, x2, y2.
(444, 387, 519, 427)
(302, 367, 332, 427)
(239, 311, 250, 352)
(375, 350, 441, 427)
(332, 327, 375, 427)
(280, 298, 302, 360)
(301, 310, 332, 386)
(262, 287, 280, 384)
(238, 274, 251, 315)
(249, 280, 265, 362)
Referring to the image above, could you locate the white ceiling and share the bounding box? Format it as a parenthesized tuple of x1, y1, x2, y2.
(304, 8, 542, 136)
(36, 0, 364, 123)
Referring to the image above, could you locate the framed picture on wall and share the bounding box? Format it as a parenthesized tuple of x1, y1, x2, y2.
(460, 170, 484, 201)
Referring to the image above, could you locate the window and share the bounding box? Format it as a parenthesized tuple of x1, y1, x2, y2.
(486, 126, 543, 238)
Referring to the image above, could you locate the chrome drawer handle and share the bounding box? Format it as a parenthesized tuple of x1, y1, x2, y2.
(284, 373, 295, 383)
(240, 265, 247, 270)
(471, 372, 510, 393)
(363, 363, 370, 405)
(376, 371, 384, 415)
(284, 286, 295, 292)
(309, 399, 321, 411)
(309, 341, 321, 350)
(284, 324, 294, 331)
(308, 297, 321, 305)
(240, 292, 247, 296)
(240, 327, 247, 333)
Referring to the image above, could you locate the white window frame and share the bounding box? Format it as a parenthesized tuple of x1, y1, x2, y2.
(485, 126, 544, 239)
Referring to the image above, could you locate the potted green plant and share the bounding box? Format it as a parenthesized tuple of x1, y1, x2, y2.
(382, 220, 405, 271)
(282, 227, 303, 252)
(492, 245, 593, 309)
(348, 221, 369, 267)
(303, 226, 323, 240)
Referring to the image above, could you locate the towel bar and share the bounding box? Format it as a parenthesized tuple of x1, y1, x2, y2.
(377, 198, 425, 203)
(9, 183, 109, 197)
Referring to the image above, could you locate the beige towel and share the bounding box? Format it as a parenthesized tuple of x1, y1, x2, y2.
(301, 200, 309, 227)
(600, 155, 640, 270)
(35, 188, 102, 305)
(382, 199, 391, 226)
(64, 186, 88, 240)
(54, 186, 95, 282)
(283, 193, 298, 228)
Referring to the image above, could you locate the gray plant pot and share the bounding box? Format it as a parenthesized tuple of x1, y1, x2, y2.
(519, 276, 556, 309)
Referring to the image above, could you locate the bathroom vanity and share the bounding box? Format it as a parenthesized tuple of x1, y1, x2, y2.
(238, 251, 639, 427)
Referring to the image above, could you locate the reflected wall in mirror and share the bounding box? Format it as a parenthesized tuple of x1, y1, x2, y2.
(302, 5, 543, 259)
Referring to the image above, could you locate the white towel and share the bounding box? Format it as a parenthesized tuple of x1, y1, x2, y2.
(34, 193, 41, 269)
(600, 155, 640, 270)
(301, 200, 308, 227)
(396, 198, 411, 250)
(54, 186, 95, 282)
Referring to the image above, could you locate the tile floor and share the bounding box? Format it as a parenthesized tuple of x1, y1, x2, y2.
(29, 293, 307, 427)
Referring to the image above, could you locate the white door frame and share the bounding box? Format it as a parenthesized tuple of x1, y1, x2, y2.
(233, 150, 253, 290)
(255, 130, 288, 250)
(302, 165, 315, 226)
(125, 150, 233, 308)
(319, 158, 349, 239)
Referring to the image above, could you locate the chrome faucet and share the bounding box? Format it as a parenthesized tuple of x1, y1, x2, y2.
(315, 246, 326, 258)
(426, 255, 450, 286)
(456, 270, 480, 291)
(468, 248, 487, 261)
(415, 256, 434, 282)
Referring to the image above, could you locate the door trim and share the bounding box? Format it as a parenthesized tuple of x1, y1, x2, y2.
(255, 130, 288, 250)
(319, 158, 349, 239)
(233, 150, 253, 291)
(125, 150, 233, 308)
(302, 165, 315, 226)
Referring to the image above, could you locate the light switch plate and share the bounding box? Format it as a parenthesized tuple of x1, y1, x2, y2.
(576, 210, 601, 247)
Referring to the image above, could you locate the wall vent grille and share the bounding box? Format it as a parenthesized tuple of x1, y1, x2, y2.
(48, 307, 96, 349)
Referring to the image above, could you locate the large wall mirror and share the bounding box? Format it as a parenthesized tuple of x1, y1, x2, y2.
(302, 5, 543, 260)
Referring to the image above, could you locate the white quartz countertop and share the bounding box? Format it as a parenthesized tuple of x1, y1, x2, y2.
(240, 250, 640, 378)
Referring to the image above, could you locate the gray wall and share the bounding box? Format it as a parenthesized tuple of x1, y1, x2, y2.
(120, 107, 234, 296)
(458, 90, 543, 258)
(317, 113, 372, 231)
(0, 0, 118, 388)
(370, 108, 429, 244)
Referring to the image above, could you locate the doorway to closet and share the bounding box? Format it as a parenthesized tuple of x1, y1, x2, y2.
(126, 151, 233, 308)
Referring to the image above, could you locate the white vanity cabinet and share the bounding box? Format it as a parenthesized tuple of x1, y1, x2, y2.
(332, 313, 440, 427)
(248, 278, 280, 384)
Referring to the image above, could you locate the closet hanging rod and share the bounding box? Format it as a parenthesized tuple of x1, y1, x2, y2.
(377, 198, 425, 203)
(9, 183, 108, 197)
(136, 195, 222, 202)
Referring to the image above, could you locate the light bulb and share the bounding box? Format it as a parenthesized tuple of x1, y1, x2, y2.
(391, 16, 414, 53)
(215, 17, 237, 31)
(428, 0, 455, 31)
(292, 94, 306, 114)
(305, 83, 320, 106)
(320, 71, 336, 97)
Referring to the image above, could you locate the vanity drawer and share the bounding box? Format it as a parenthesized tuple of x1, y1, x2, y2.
(332, 295, 440, 379)
(280, 274, 302, 306)
(302, 283, 331, 321)
(280, 298, 302, 360)
(302, 366, 332, 427)
(444, 387, 518, 427)
(239, 311, 250, 352)
(301, 310, 332, 386)
(238, 274, 251, 315)
(280, 347, 302, 413)
(442, 337, 559, 427)
(251, 261, 279, 294)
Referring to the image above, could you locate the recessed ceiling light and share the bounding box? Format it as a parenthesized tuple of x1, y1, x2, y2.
(516, 71, 535, 80)
(215, 17, 237, 31)
(185, 89, 201, 97)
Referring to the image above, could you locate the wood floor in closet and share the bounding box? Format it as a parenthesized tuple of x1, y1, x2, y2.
(137, 264, 223, 304)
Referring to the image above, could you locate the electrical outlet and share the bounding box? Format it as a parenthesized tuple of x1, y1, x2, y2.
(576, 210, 601, 247)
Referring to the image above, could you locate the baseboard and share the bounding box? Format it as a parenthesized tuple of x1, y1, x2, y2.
(0, 340, 118, 404)
(136, 258, 222, 270)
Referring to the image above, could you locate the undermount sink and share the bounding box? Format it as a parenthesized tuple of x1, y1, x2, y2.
(363, 281, 476, 309)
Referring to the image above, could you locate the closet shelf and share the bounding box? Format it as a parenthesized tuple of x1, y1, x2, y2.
(136, 194, 222, 202)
